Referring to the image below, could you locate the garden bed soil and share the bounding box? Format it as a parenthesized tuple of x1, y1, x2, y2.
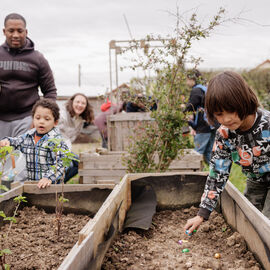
(102, 206, 262, 270)
(0, 206, 90, 270)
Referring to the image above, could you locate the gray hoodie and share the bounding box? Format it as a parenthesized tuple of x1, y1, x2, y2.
(0, 37, 57, 121)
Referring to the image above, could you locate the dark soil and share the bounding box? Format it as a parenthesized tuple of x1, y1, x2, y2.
(102, 206, 262, 270)
(0, 206, 90, 270)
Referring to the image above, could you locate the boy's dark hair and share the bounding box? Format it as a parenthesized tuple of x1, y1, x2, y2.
(66, 93, 94, 123)
(187, 69, 204, 85)
(205, 71, 259, 124)
(32, 98, 60, 121)
(4, 13, 26, 27)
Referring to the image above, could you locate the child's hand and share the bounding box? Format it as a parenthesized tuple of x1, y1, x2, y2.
(190, 128, 196, 136)
(184, 215, 204, 235)
(0, 139, 10, 147)
(37, 178, 52, 189)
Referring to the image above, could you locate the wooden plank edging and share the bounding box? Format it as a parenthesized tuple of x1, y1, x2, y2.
(58, 232, 94, 270)
(0, 185, 23, 203)
(125, 171, 209, 182)
(77, 175, 130, 257)
(108, 112, 154, 122)
(23, 184, 115, 194)
(224, 182, 270, 250)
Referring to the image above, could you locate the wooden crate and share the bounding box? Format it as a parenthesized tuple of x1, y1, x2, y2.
(78, 149, 203, 184)
(107, 112, 154, 151)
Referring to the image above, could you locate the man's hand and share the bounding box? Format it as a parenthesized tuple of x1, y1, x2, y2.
(184, 215, 204, 234)
(37, 178, 52, 189)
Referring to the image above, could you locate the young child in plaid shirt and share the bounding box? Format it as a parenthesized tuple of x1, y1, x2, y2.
(0, 98, 69, 189)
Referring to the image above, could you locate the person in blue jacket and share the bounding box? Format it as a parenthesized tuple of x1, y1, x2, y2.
(184, 69, 217, 164)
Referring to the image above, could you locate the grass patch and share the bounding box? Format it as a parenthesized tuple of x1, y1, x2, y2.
(229, 163, 247, 194)
(203, 161, 246, 194)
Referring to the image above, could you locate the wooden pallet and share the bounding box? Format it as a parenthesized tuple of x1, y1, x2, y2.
(78, 149, 203, 184)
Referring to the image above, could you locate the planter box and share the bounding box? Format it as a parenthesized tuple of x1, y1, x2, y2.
(61, 172, 270, 270)
(107, 112, 154, 151)
(4, 174, 268, 269)
(78, 149, 203, 184)
(0, 182, 115, 269)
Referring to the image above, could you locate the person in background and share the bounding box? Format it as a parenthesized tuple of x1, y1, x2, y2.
(58, 93, 94, 182)
(126, 100, 146, 112)
(184, 71, 270, 234)
(94, 101, 126, 148)
(0, 99, 68, 189)
(125, 94, 157, 113)
(58, 93, 94, 149)
(184, 69, 217, 164)
(0, 13, 57, 139)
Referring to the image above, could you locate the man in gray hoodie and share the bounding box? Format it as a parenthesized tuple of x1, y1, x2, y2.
(0, 13, 57, 139)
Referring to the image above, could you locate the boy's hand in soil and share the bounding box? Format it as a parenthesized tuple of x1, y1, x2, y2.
(37, 178, 52, 189)
(0, 139, 10, 147)
(184, 215, 204, 234)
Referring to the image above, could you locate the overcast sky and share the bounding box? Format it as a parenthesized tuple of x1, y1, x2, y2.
(1, 0, 270, 96)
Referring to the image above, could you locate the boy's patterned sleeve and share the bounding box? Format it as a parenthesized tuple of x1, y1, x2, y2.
(198, 126, 233, 220)
(6, 135, 26, 151)
(43, 140, 70, 183)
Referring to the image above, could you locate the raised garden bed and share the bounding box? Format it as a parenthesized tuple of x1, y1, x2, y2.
(103, 207, 262, 269)
(0, 182, 114, 270)
(2, 173, 270, 270)
(73, 172, 270, 270)
(79, 149, 203, 184)
(0, 206, 89, 269)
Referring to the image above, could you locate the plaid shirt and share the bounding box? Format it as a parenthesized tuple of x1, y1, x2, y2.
(7, 127, 69, 182)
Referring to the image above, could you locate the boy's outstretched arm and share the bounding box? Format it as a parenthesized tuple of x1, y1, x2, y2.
(37, 178, 52, 189)
(0, 139, 10, 147)
(184, 215, 204, 234)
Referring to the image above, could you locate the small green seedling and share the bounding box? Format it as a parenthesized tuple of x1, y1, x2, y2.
(0, 194, 27, 270)
(47, 138, 79, 236)
(0, 146, 15, 193)
(0, 146, 27, 269)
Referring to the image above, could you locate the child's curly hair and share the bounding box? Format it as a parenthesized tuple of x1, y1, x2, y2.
(32, 98, 60, 121)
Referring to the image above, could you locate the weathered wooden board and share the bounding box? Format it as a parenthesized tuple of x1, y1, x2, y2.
(58, 232, 94, 270)
(221, 182, 270, 270)
(0, 185, 24, 226)
(0, 184, 23, 203)
(57, 175, 131, 269)
(107, 112, 154, 151)
(79, 149, 203, 184)
(23, 183, 115, 194)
